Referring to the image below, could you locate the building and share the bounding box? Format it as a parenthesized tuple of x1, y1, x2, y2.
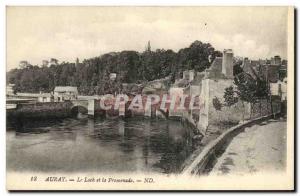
(279, 64, 287, 81)
(205, 57, 224, 78)
(167, 49, 242, 129)
(282, 77, 287, 101)
(271, 55, 281, 65)
(6, 84, 15, 96)
(109, 73, 117, 81)
(183, 72, 205, 97)
(221, 49, 234, 79)
(54, 86, 78, 102)
(270, 77, 287, 101)
(143, 76, 171, 95)
(38, 93, 53, 102)
(242, 55, 286, 84)
(168, 50, 283, 132)
(145, 41, 151, 52)
(175, 49, 258, 131)
(203, 49, 234, 80)
(182, 70, 195, 82)
(75, 58, 80, 66)
(197, 49, 243, 130)
(282, 59, 287, 66)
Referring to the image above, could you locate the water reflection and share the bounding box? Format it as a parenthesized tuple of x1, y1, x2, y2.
(7, 117, 194, 174)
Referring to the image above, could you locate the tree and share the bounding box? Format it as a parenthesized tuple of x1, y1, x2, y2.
(233, 69, 270, 119)
(7, 40, 221, 95)
(212, 97, 222, 111)
(223, 86, 238, 107)
(233, 60, 243, 76)
(177, 41, 218, 72)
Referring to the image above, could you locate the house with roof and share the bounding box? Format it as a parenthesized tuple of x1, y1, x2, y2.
(241, 58, 260, 79)
(243, 55, 286, 83)
(270, 77, 287, 101)
(6, 84, 15, 96)
(38, 93, 53, 102)
(170, 49, 248, 131)
(142, 76, 171, 95)
(168, 50, 284, 132)
(109, 73, 117, 81)
(182, 70, 195, 82)
(195, 49, 248, 130)
(54, 86, 78, 102)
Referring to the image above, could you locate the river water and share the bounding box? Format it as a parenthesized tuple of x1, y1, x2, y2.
(7, 117, 195, 174)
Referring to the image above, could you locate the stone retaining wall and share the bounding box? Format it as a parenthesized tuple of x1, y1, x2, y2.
(182, 114, 277, 175)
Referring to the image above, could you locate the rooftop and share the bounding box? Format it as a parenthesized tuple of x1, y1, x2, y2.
(54, 86, 78, 93)
(206, 57, 226, 79)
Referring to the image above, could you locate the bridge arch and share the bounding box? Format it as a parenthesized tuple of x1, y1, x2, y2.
(71, 105, 88, 115)
(71, 100, 89, 115)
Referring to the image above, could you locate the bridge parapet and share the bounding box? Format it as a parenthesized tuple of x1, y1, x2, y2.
(71, 98, 102, 117)
(71, 99, 89, 108)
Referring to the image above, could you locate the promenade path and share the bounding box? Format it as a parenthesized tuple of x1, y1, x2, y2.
(210, 118, 287, 175)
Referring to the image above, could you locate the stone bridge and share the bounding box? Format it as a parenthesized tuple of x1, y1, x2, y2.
(70, 98, 169, 119)
(7, 94, 170, 119)
(71, 99, 96, 116)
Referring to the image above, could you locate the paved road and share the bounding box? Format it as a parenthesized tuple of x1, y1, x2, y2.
(210, 118, 287, 175)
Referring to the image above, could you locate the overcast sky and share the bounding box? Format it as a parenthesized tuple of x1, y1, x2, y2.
(7, 6, 289, 70)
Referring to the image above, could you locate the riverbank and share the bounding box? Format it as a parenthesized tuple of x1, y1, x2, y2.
(6, 101, 73, 122)
(181, 113, 282, 175)
(210, 118, 286, 175)
(180, 122, 238, 172)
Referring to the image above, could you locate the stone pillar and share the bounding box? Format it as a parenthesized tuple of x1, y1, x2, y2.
(222, 49, 234, 79)
(119, 102, 125, 117)
(189, 70, 194, 82)
(88, 99, 95, 117)
(198, 79, 209, 132)
(144, 104, 151, 117)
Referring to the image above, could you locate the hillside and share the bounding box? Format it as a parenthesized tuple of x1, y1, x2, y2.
(7, 41, 222, 95)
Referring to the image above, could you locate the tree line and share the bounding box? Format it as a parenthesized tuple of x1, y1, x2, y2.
(7, 41, 222, 95)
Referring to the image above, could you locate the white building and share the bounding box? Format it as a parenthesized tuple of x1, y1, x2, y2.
(270, 77, 287, 101)
(54, 86, 78, 102)
(6, 84, 15, 96)
(109, 73, 117, 81)
(38, 93, 53, 102)
(183, 70, 195, 82)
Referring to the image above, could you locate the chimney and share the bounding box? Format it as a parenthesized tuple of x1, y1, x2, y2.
(222, 49, 234, 79)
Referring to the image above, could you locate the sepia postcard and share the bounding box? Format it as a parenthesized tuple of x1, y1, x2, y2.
(6, 6, 294, 191)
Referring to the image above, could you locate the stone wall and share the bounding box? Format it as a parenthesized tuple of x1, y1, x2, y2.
(7, 101, 73, 120)
(198, 79, 244, 130)
(246, 99, 272, 119)
(197, 78, 277, 131)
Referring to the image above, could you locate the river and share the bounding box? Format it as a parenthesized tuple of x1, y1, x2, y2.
(7, 117, 195, 174)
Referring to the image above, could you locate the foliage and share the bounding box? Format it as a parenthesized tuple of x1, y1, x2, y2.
(223, 86, 238, 107)
(8, 41, 221, 95)
(233, 60, 243, 76)
(234, 71, 269, 105)
(212, 96, 222, 111)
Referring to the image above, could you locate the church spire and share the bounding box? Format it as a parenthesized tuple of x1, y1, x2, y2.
(75, 57, 79, 66)
(146, 40, 151, 52)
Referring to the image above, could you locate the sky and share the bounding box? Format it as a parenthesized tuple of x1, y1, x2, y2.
(6, 6, 289, 70)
